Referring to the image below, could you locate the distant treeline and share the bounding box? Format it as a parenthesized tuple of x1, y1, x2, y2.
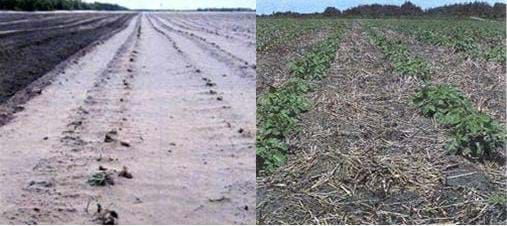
(196, 8, 255, 12)
(0, 0, 128, 11)
(260, 1, 506, 19)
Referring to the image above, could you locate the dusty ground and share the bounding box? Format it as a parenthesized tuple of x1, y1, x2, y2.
(0, 12, 255, 224)
(257, 22, 506, 224)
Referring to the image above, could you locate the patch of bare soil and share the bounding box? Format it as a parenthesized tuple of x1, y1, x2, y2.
(0, 13, 135, 128)
(0, 12, 255, 224)
(257, 23, 506, 225)
(256, 29, 329, 95)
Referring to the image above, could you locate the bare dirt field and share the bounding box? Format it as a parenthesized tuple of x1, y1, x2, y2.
(0, 11, 255, 224)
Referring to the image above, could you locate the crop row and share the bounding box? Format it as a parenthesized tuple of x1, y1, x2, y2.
(370, 19, 506, 63)
(256, 22, 345, 172)
(256, 18, 335, 52)
(366, 25, 505, 158)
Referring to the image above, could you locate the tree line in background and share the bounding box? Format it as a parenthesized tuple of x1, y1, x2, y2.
(262, 1, 506, 19)
(0, 0, 128, 11)
(196, 8, 255, 12)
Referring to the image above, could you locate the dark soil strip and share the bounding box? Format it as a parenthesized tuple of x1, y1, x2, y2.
(0, 14, 135, 104)
(0, 13, 136, 127)
(0, 13, 51, 22)
(0, 13, 87, 31)
(1, 16, 142, 224)
(257, 22, 506, 225)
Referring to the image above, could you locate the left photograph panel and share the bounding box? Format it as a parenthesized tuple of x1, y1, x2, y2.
(0, 0, 256, 224)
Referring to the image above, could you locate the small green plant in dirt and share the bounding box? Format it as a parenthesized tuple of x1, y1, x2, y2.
(367, 28, 431, 81)
(372, 19, 506, 63)
(257, 28, 345, 172)
(412, 84, 473, 118)
(87, 171, 115, 186)
(484, 46, 506, 62)
(256, 78, 311, 171)
(413, 84, 505, 158)
(487, 193, 507, 206)
(289, 32, 342, 80)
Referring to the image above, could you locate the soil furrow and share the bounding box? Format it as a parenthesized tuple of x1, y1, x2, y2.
(0, 11, 255, 224)
(152, 14, 255, 67)
(0, 14, 140, 224)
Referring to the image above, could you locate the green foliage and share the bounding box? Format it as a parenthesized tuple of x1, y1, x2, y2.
(413, 85, 505, 157)
(488, 193, 507, 206)
(256, 19, 339, 52)
(87, 171, 114, 186)
(412, 85, 472, 117)
(372, 19, 506, 63)
(368, 28, 431, 80)
(257, 25, 346, 172)
(484, 46, 506, 62)
(256, 78, 311, 172)
(289, 32, 342, 80)
(366, 23, 505, 159)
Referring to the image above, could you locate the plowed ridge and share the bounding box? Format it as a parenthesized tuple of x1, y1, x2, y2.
(0, 12, 255, 224)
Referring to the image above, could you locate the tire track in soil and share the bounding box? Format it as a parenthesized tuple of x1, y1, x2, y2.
(0, 15, 141, 224)
(151, 14, 256, 68)
(162, 15, 255, 47)
(144, 14, 255, 224)
(0, 12, 255, 224)
(166, 14, 255, 42)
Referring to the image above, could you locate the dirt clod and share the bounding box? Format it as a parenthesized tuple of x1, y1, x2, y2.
(208, 196, 230, 202)
(94, 204, 118, 225)
(120, 141, 130, 147)
(104, 130, 117, 143)
(118, 166, 133, 179)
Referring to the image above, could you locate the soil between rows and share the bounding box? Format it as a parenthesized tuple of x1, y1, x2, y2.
(257, 22, 506, 225)
(0, 12, 256, 224)
(0, 13, 135, 105)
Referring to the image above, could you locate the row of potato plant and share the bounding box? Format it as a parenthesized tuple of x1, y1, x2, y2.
(257, 24, 345, 172)
(371, 19, 506, 63)
(366, 25, 505, 158)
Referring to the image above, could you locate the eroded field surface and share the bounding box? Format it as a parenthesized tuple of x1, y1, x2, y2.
(0, 12, 255, 224)
(257, 18, 506, 224)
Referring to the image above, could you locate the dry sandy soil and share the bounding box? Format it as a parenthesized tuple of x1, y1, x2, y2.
(0, 12, 255, 224)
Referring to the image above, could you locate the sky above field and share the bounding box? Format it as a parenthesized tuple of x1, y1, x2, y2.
(256, 0, 504, 14)
(83, 0, 256, 10)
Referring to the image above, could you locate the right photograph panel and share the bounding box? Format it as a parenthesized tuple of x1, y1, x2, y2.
(256, 0, 507, 224)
